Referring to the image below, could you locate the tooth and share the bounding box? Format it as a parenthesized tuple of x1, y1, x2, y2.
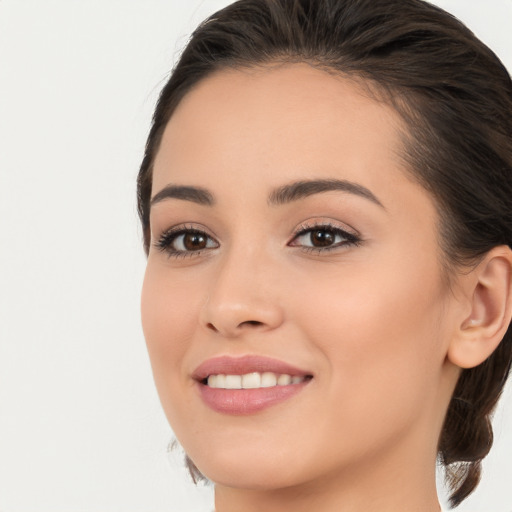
(242, 372, 262, 389)
(261, 372, 277, 387)
(225, 375, 242, 389)
(277, 374, 292, 386)
(207, 372, 302, 389)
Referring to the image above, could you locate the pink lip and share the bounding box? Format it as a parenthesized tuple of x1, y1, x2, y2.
(192, 355, 313, 415)
(192, 355, 312, 380)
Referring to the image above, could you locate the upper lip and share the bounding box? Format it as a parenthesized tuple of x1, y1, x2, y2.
(192, 355, 313, 381)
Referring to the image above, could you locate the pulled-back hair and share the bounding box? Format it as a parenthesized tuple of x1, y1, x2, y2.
(137, 0, 512, 506)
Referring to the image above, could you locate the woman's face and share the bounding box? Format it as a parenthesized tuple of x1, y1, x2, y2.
(142, 64, 461, 491)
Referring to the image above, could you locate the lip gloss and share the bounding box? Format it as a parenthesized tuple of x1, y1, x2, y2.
(193, 355, 313, 415)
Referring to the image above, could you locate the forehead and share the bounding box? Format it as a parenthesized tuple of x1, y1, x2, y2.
(152, 63, 411, 193)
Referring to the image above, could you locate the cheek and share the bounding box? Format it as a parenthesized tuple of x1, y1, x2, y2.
(293, 254, 447, 429)
(296, 255, 444, 348)
(140, 261, 202, 407)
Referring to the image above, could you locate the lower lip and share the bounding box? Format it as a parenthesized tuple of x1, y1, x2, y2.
(197, 380, 310, 415)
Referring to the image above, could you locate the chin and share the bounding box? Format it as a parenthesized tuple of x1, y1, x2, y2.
(200, 462, 302, 491)
(185, 441, 310, 491)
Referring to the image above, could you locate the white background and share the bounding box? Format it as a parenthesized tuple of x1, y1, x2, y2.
(0, 1, 511, 511)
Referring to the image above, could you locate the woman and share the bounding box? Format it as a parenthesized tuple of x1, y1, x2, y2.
(138, 0, 512, 510)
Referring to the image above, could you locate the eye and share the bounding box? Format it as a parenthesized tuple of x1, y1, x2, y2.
(289, 223, 360, 252)
(155, 226, 219, 257)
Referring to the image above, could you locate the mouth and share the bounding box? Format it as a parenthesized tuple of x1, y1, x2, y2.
(202, 371, 312, 389)
(193, 355, 314, 415)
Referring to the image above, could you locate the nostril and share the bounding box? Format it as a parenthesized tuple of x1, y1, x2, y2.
(240, 320, 264, 327)
(204, 319, 266, 336)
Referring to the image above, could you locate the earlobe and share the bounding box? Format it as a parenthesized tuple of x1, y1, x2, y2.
(448, 246, 512, 369)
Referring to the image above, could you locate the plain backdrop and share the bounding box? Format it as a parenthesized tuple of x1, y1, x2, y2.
(0, 1, 511, 511)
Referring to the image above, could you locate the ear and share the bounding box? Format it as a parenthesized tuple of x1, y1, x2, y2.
(448, 245, 512, 369)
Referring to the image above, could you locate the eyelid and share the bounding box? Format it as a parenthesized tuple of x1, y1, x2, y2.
(288, 220, 362, 251)
(291, 219, 360, 239)
(153, 222, 216, 240)
(153, 223, 219, 258)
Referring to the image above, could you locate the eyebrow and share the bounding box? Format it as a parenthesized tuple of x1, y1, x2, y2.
(150, 184, 214, 206)
(150, 178, 384, 209)
(268, 179, 384, 208)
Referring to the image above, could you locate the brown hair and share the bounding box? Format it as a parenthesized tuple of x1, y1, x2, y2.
(137, 0, 512, 506)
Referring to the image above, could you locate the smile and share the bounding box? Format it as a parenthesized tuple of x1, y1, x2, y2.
(193, 355, 314, 415)
(206, 372, 308, 389)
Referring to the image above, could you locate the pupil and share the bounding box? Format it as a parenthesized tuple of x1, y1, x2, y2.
(184, 233, 206, 250)
(311, 230, 334, 247)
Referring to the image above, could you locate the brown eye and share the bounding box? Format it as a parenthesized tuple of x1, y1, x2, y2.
(156, 228, 219, 256)
(290, 224, 360, 252)
(183, 232, 208, 250)
(310, 229, 335, 247)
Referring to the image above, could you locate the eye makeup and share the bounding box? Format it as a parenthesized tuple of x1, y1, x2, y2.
(288, 221, 362, 254)
(154, 219, 362, 259)
(155, 224, 219, 259)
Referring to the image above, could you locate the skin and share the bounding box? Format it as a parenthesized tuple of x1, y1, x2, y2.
(141, 63, 507, 511)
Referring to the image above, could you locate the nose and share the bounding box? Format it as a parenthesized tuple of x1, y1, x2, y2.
(200, 249, 285, 338)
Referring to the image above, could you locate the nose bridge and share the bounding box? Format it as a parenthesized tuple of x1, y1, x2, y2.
(200, 238, 283, 336)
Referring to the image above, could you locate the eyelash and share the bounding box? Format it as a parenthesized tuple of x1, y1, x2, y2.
(154, 222, 361, 258)
(155, 225, 218, 259)
(290, 222, 362, 254)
